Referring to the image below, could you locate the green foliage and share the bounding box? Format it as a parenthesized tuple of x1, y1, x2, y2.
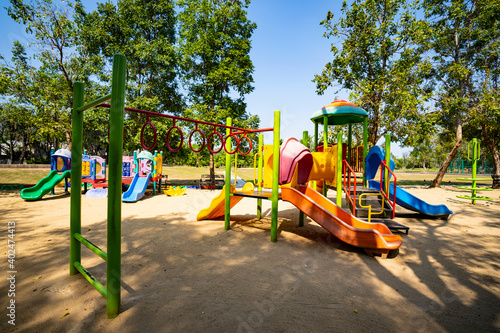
(314, 0, 431, 146)
(177, 0, 259, 172)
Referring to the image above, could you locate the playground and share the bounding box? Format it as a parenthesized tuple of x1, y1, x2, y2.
(0, 184, 499, 332)
(2, 54, 499, 332)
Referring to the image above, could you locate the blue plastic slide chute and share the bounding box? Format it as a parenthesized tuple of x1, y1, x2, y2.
(122, 172, 151, 202)
(365, 145, 396, 180)
(369, 180, 453, 218)
(365, 145, 453, 218)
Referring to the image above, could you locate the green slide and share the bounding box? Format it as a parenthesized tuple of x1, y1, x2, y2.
(20, 170, 71, 200)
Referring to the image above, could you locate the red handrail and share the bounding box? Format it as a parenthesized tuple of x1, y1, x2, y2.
(342, 159, 357, 216)
(379, 160, 397, 218)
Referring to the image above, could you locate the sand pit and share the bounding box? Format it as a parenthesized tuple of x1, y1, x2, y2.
(1, 186, 499, 332)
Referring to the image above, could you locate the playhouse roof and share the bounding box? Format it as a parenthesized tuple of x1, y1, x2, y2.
(137, 150, 154, 161)
(311, 100, 368, 125)
(53, 148, 71, 159)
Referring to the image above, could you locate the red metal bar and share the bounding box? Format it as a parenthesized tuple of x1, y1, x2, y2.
(342, 159, 357, 216)
(98, 103, 273, 133)
(379, 160, 397, 218)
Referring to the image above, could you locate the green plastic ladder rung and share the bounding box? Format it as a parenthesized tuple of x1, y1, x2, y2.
(73, 262, 107, 299)
(456, 177, 492, 181)
(74, 233, 108, 261)
(456, 195, 493, 201)
(456, 187, 493, 191)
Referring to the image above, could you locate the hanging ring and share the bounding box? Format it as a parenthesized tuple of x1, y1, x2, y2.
(189, 124, 206, 153)
(140, 116, 157, 151)
(166, 120, 183, 152)
(237, 134, 252, 156)
(207, 127, 224, 154)
(224, 132, 239, 155)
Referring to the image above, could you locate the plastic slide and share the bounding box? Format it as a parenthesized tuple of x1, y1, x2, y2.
(369, 180, 453, 218)
(20, 170, 71, 200)
(365, 145, 395, 180)
(122, 172, 152, 202)
(197, 182, 255, 221)
(281, 185, 402, 255)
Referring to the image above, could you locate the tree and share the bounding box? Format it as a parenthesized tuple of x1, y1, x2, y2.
(313, 0, 431, 147)
(177, 0, 259, 179)
(2, 0, 103, 155)
(424, 0, 500, 187)
(77, 0, 183, 156)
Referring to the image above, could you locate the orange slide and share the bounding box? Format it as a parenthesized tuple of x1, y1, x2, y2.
(197, 183, 255, 221)
(281, 185, 402, 257)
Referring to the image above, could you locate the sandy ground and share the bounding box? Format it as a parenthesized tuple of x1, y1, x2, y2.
(0, 185, 499, 333)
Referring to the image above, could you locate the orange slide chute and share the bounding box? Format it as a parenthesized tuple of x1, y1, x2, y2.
(281, 185, 402, 257)
(197, 183, 254, 221)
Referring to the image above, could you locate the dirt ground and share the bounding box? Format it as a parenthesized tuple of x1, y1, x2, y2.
(0, 185, 499, 332)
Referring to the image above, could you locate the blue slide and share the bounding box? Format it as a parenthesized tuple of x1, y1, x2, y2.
(369, 180, 453, 218)
(122, 173, 151, 202)
(366, 146, 453, 218)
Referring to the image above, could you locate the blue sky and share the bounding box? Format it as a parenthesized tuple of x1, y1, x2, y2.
(0, 0, 410, 157)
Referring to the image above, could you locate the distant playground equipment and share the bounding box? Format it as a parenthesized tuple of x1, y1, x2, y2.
(20, 148, 71, 200)
(456, 138, 493, 204)
(122, 150, 163, 202)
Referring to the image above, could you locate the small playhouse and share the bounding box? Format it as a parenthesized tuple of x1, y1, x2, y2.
(51, 148, 72, 172)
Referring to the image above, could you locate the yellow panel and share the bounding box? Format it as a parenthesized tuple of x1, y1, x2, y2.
(263, 145, 274, 188)
(156, 154, 162, 175)
(56, 157, 64, 171)
(308, 145, 337, 187)
(95, 162, 101, 175)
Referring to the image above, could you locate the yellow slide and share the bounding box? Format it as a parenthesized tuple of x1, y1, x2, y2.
(197, 182, 255, 221)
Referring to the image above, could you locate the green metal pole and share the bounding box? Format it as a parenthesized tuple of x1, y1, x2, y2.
(323, 116, 328, 197)
(70, 81, 84, 276)
(472, 138, 477, 204)
(336, 132, 342, 206)
(271, 110, 280, 242)
(51, 147, 55, 195)
(314, 122, 318, 150)
(257, 134, 263, 220)
(384, 134, 391, 194)
(363, 117, 368, 186)
(225, 118, 232, 230)
(107, 53, 126, 319)
(347, 123, 352, 165)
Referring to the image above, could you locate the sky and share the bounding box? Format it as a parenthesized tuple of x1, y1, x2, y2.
(0, 0, 410, 157)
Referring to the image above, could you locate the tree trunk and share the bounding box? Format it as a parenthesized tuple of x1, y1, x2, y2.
(9, 132, 14, 164)
(481, 124, 500, 189)
(431, 112, 463, 188)
(209, 152, 215, 181)
(18, 132, 28, 164)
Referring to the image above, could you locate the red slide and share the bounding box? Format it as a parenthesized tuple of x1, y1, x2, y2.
(281, 185, 402, 257)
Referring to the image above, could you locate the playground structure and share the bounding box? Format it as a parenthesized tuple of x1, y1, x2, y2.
(456, 138, 493, 204)
(122, 150, 163, 202)
(20, 148, 72, 200)
(69, 54, 275, 318)
(68, 54, 452, 319)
